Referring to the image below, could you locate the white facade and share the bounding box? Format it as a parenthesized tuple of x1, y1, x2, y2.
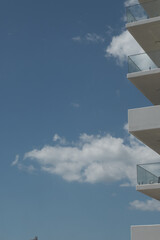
(126, 0, 160, 239)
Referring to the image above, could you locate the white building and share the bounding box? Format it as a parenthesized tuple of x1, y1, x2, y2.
(126, 0, 160, 239)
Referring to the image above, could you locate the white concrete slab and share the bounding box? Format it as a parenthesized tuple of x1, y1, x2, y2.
(128, 105, 160, 154)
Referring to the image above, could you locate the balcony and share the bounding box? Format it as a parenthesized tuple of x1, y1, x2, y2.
(127, 51, 160, 105)
(136, 163, 160, 200)
(132, 225, 160, 240)
(126, 0, 160, 53)
(137, 162, 160, 185)
(128, 105, 160, 154)
(126, 0, 160, 24)
(128, 51, 159, 73)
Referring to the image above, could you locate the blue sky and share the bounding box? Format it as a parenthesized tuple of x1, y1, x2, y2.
(1, 0, 160, 240)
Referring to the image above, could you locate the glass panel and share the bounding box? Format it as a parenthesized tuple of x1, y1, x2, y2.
(137, 163, 160, 185)
(128, 51, 158, 73)
(126, 4, 148, 23)
(128, 56, 141, 73)
(126, 0, 160, 23)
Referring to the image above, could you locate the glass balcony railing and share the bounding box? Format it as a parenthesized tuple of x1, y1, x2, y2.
(126, 0, 160, 23)
(137, 162, 160, 185)
(128, 51, 160, 73)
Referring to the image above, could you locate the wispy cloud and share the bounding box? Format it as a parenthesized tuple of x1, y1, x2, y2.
(71, 102, 80, 108)
(11, 154, 19, 166)
(72, 36, 81, 42)
(130, 199, 160, 212)
(85, 33, 105, 43)
(17, 163, 36, 173)
(106, 26, 114, 36)
(13, 125, 159, 185)
(53, 134, 67, 145)
(11, 154, 35, 173)
(72, 33, 105, 44)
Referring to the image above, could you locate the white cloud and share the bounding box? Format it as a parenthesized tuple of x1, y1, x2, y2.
(106, 30, 155, 69)
(106, 26, 114, 36)
(17, 163, 36, 173)
(106, 0, 144, 65)
(120, 182, 131, 187)
(123, 123, 128, 131)
(11, 154, 35, 173)
(124, 0, 138, 7)
(53, 134, 66, 145)
(15, 125, 159, 185)
(71, 102, 80, 108)
(106, 30, 142, 65)
(85, 33, 105, 43)
(130, 199, 160, 211)
(72, 33, 105, 44)
(11, 154, 19, 166)
(72, 36, 81, 42)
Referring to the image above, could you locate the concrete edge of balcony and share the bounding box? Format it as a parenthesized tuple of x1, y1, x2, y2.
(131, 224, 160, 227)
(136, 183, 160, 190)
(136, 183, 160, 200)
(127, 68, 160, 79)
(128, 105, 160, 154)
(126, 16, 160, 29)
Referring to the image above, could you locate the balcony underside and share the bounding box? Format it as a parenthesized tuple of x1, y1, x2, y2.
(127, 69, 160, 105)
(130, 128, 160, 154)
(136, 183, 160, 200)
(128, 105, 160, 154)
(126, 17, 160, 53)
